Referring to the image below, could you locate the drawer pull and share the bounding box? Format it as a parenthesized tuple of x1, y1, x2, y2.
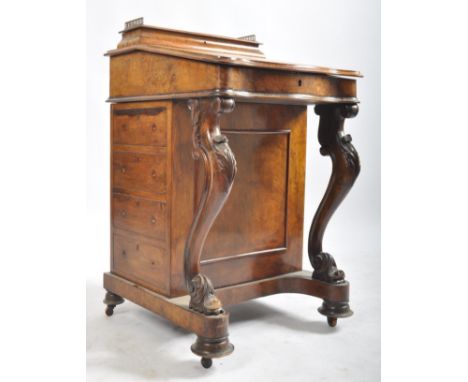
(121, 166, 127, 173)
(151, 123, 157, 131)
(121, 210, 127, 217)
(122, 250, 127, 256)
(151, 217, 156, 224)
(151, 170, 157, 178)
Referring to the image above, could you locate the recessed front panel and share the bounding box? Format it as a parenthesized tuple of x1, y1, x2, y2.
(147, 101, 306, 296)
(202, 131, 289, 260)
(173, 102, 308, 292)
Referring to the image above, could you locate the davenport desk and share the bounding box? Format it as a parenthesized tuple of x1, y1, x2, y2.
(103, 18, 362, 368)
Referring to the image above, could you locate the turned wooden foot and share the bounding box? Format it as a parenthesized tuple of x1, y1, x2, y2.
(103, 291, 124, 316)
(318, 299, 353, 327)
(191, 335, 234, 367)
(320, 301, 352, 327)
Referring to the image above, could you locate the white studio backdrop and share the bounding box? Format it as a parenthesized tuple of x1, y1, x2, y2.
(86, 1, 380, 380)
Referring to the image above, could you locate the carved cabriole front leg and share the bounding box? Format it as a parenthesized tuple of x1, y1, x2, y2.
(184, 97, 236, 315)
(308, 103, 360, 284)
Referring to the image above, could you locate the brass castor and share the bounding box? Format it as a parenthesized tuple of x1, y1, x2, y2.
(327, 317, 338, 327)
(201, 357, 212, 369)
(105, 305, 116, 317)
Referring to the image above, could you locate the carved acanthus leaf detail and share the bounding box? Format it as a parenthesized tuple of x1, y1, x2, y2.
(213, 134, 236, 184)
(312, 252, 345, 283)
(189, 274, 224, 315)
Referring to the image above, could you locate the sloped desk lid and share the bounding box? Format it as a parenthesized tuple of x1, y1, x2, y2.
(106, 18, 362, 79)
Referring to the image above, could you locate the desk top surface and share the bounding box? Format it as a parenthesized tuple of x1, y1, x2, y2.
(106, 18, 362, 79)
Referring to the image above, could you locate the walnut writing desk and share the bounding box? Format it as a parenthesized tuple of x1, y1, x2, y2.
(103, 18, 362, 369)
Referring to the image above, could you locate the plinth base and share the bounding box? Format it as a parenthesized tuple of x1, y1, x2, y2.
(103, 270, 352, 367)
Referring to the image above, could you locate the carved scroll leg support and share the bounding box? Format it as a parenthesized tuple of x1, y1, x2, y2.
(184, 97, 237, 367)
(308, 103, 360, 326)
(103, 291, 124, 317)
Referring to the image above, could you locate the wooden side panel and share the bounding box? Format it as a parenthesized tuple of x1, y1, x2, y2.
(170, 102, 307, 296)
(170, 101, 196, 295)
(110, 52, 220, 98)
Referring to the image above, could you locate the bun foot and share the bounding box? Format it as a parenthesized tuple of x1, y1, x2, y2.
(318, 300, 353, 321)
(327, 317, 337, 327)
(201, 357, 212, 369)
(191, 335, 233, 367)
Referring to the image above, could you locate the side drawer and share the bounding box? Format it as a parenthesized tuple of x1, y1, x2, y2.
(113, 106, 167, 146)
(112, 193, 167, 241)
(112, 232, 169, 295)
(113, 150, 167, 195)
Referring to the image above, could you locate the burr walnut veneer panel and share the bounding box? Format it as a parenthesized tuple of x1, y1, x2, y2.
(169, 102, 307, 295)
(202, 131, 289, 260)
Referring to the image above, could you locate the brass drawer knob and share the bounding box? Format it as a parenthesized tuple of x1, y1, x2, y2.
(151, 217, 156, 224)
(121, 166, 127, 173)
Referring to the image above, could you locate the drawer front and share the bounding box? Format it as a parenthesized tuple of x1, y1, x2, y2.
(113, 150, 166, 194)
(113, 107, 167, 146)
(112, 233, 169, 294)
(112, 193, 167, 241)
